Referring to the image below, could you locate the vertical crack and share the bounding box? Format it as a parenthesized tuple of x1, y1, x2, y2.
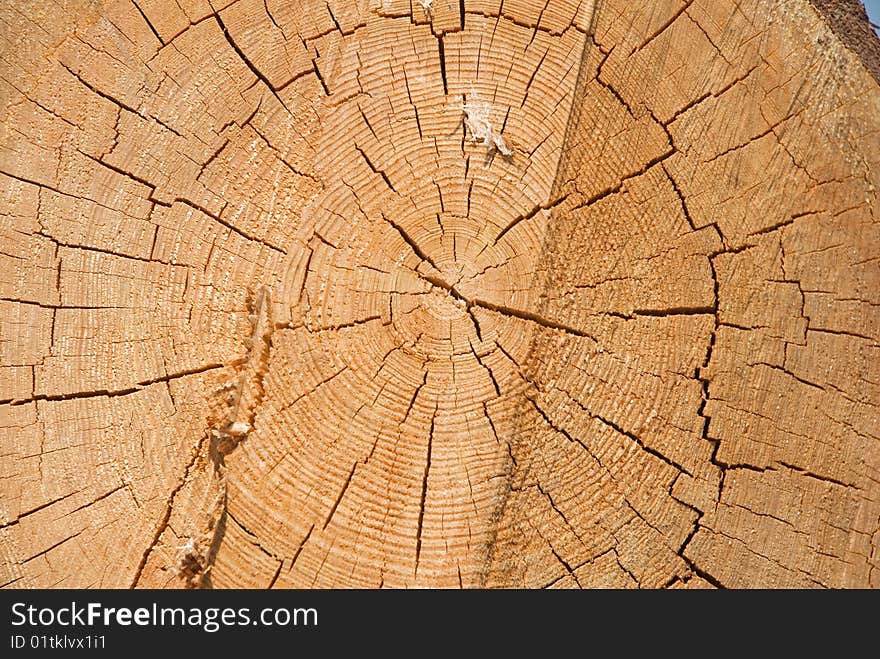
(415, 402, 438, 575)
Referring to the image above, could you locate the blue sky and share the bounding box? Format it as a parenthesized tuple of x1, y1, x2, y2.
(864, 0, 880, 35)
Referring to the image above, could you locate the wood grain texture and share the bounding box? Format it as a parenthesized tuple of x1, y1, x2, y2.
(1, 0, 877, 588)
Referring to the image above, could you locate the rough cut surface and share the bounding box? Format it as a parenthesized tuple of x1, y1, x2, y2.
(1, 0, 878, 589)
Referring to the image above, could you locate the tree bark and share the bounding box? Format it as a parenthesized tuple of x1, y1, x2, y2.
(1, 0, 878, 588)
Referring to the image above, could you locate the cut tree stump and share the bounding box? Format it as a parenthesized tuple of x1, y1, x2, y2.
(1, 0, 878, 589)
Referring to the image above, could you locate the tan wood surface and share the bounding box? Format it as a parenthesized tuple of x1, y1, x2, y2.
(1, 0, 878, 588)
